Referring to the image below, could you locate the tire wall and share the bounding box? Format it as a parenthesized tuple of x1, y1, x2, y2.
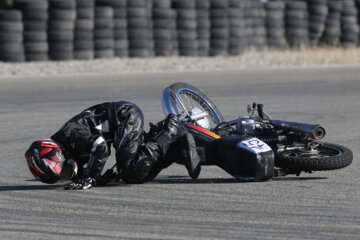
(1, 0, 360, 62)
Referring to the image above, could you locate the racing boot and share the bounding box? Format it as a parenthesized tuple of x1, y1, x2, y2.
(165, 133, 201, 179)
(148, 114, 201, 179)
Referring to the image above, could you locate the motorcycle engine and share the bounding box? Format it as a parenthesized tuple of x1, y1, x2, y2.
(237, 117, 261, 136)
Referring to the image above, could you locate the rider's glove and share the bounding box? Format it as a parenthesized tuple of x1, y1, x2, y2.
(64, 177, 96, 190)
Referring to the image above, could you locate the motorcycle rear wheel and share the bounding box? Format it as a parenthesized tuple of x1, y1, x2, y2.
(162, 82, 224, 130)
(275, 142, 353, 171)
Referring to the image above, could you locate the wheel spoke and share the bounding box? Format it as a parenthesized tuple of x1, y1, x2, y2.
(176, 90, 219, 129)
(282, 144, 341, 158)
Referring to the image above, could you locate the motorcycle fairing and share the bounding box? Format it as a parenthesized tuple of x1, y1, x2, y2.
(205, 136, 274, 181)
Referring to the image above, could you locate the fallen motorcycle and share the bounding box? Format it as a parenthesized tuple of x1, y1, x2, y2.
(161, 82, 353, 181)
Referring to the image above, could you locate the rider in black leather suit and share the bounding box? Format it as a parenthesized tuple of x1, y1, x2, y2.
(50, 101, 200, 189)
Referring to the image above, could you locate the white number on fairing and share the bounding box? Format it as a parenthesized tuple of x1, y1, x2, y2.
(238, 138, 272, 154)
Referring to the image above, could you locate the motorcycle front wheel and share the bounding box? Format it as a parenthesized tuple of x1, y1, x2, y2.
(275, 142, 353, 171)
(161, 82, 224, 130)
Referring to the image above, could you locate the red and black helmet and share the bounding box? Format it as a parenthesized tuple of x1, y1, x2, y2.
(25, 139, 78, 184)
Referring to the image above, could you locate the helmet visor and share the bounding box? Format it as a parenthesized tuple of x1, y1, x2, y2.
(58, 159, 78, 182)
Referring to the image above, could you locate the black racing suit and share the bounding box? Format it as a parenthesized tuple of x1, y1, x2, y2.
(51, 101, 160, 184)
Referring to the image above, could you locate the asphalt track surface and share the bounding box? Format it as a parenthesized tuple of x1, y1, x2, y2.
(0, 67, 359, 240)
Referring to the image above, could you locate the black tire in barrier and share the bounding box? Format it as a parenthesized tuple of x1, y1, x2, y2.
(74, 30, 94, 40)
(114, 49, 129, 57)
(197, 19, 210, 28)
(0, 43, 24, 52)
(74, 40, 94, 50)
(0, 52, 25, 62)
(128, 48, 151, 57)
(96, 0, 126, 8)
(177, 19, 197, 29)
(127, 18, 148, 28)
(49, 51, 73, 60)
(0, 32, 23, 42)
(174, 0, 196, 9)
(178, 30, 197, 39)
(49, 10, 76, 20)
(49, 0, 76, 9)
(48, 20, 75, 30)
(75, 19, 94, 30)
(114, 29, 128, 38)
(195, 0, 210, 9)
(48, 30, 74, 41)
(94, 28, 114, 40)
(114, 39, 129, 49)
(127, 8, 147, 18)
(197, 9, 210, 19)
(94, 39, 114, 49)
(154, 19, 176, 28)
(76, 0, 95, 8)
(74, 50, 94, 60)
(0, 9, 22, 21)
(23, 11, 48, 20)
(177, 9, 197, 19)
(210, 0, 228, 9)
(77, 8, 95, 19)
(127, 0, 146, 8)
(95, 7, 114, 18)
(24, 42, 49, 52)
(49, 41, 73, 51)
(114, 19, 127, 28)
(94, 18, 114, 28)
(0, 21, 23, 31)
(13, 0, 48, 11)
(26, 52, 48, 62)
(153, 0, 172, 9)
(113, 8, 126, 18)
(23, 20, 47, 30)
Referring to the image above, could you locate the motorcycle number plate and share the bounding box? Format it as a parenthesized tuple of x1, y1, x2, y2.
(238, 138, 272, 154)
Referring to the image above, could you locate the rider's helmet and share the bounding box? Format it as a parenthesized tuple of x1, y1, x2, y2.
(25, 139, 78, 184)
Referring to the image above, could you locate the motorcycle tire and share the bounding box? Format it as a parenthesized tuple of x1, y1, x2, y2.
(162, 82, 224, 130)
(275, 142, 353, 171)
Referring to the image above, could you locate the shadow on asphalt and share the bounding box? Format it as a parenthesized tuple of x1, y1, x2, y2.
(0, 176, 327, 191)
(0, 184, 64, 191)
(152, 176, 327, 184)
(273, 177, 327, 181)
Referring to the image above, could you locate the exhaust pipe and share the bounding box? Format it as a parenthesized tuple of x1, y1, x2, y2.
(270, 120, 326, 140)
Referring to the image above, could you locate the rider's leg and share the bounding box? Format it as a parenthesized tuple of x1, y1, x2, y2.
(117, 113, 200, 183)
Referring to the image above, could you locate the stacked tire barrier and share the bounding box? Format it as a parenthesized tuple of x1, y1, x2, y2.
(250, 0, 267, 50)
(13, 0, 48, 61)
(96, 0, 128, 58)
(285, 0, 309, 48)
(48, 0, 76, 60)
(322, 0, 342, 46)
(228, 0, 247, 55)
(244, 1, 258, 50)
(308, 0, 328, 46)
(74, 0, 95, 60)
(153, 0, 177, 56)
(127, 0, 152, 57)
(265, 0, 286, 50)
(341, 0, 359, 47)
(0, 9, 24, 62)
(195, 0, 210, 57)
(174, 0, 198, 56)
(4, 0, 360, 62)
(209, 0, 229, 56)
(356, 0, 360, 40)
(94, 6, 114, 58)
(114, 0, 128, 58)
(147, 0, 155, 57)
